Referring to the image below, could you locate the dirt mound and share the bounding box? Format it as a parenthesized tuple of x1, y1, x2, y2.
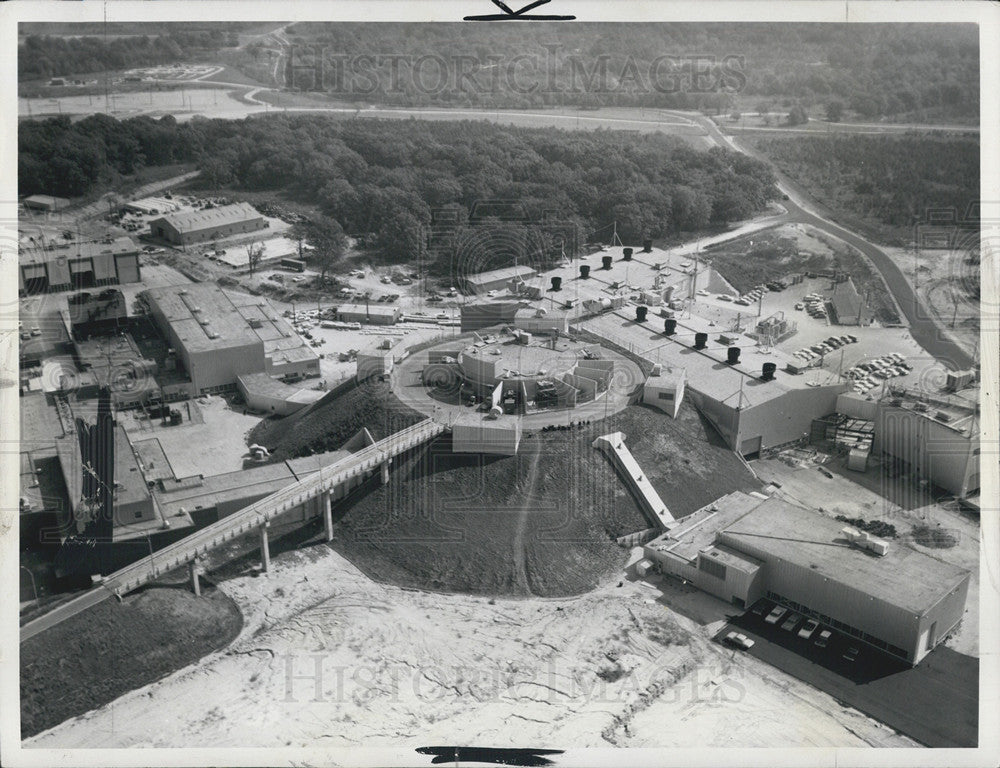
(21, 584, 242, 738)
(331, 426, 647, 598)
(604, 401, 762, 518)
(248, 378, 424, 461)
(329, 401, 759, 597)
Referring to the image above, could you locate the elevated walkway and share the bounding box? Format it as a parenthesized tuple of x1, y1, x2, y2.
(22, 419, 446, 642)
(593, 431, 675, 530)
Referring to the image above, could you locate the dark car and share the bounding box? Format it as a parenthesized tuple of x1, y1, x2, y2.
(843, 645, 860, 662)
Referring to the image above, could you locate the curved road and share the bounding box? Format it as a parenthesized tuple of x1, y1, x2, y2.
(685, 111, 974, 371)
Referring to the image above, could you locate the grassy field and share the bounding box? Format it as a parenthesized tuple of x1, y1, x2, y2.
(21, 585, 242, 738)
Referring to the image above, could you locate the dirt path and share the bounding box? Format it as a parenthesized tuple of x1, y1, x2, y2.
(512, 448, 543, 594)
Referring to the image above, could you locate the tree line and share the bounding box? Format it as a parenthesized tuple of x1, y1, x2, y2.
(19, 29, 239, 81)
(748, 133, 978, 232)
(279, 22, 978, 120)
(20, 112, 779, 265)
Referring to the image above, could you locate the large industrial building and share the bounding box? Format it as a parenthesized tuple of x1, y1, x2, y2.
(148, 202, 266, 247)
(144, 284, 320, 394)
(18, 237, 141, 294)
(643, 491, 970, 665)
(584, 311, 849, 457)
(836, 387, 980, 498)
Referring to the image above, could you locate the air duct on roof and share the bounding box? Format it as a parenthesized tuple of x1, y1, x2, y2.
(580, 265, 590, 279)
(664, 318, 676, 335)
(727, 347, 741, 365)
(623, 247, 633, 261)
(694, 332, 708, 349)
(602, 256, 613, 270)
(643, 238, 653, 253)
(761, 362, 777, 381)
(551, 276, 562, 291)
(635, 306, 648, 322)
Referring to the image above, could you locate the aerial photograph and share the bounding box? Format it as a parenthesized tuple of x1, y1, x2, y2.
(6, 9, 992, 765)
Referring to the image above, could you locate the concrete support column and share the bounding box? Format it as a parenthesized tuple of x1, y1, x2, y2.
(323, 491, 334, 542)
(260, 521, 271, 573)
(381, 458, 391, 485)
(189, 560, 202, 597)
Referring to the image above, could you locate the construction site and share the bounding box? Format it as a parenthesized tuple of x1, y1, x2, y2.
(17, 192, 982, 751)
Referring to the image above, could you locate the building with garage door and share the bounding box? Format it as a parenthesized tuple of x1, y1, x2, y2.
(19, 237, 141, 294)
(149, 202, 266, 247)
(643, 492, 970, 665)
(144, 284, 319, 394)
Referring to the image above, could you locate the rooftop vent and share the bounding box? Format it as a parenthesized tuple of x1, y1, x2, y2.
(602, 256, 613, 270)
(623, 247, 633, 261)
(643, 238, 653, 253)
(693, 332, 708, 350)
(664, 318, 677, 336)
(727, 347, 741, 365)
(761, 362, 777, 381)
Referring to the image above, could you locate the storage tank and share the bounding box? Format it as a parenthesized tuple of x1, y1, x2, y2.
(551, 276, 562, 291)
(727, 347, 741, 365)
(664, 318, 677, 335)
(602, 256, 613, 270)
(694, 332, 708, 349)
(635, 306, 648, 322)
(580, 265, 590, 279)
(761, 362, 777, 381)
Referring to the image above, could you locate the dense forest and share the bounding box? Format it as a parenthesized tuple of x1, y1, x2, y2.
(19, 113, 778, 264)
(18, 28, 241, 80)
(746, 134, 979, 236)
(274, 23, 978, 119)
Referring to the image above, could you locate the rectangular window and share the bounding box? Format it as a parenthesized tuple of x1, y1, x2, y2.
(658, 391, 674, 401)
(134, 511, 143, 519)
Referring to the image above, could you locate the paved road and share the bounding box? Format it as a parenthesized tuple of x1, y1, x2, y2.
(720, 616, 978, 747)
(683, 111, 974, 371)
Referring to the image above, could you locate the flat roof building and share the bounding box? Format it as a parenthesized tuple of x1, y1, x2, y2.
(458, 266, 538, 295)
(149, 202, 266, 246)
(644, 492, 970, 665)
(144, 284, 319, 394)
(336, 303, 401, 325)
(582, 310, 849, 457)
(19, 237, 141, 294)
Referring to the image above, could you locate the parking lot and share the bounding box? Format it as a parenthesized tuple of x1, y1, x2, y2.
(717, 599, 978, 747)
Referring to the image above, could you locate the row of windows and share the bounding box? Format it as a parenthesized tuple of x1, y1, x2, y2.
(766, 591, 909, 660)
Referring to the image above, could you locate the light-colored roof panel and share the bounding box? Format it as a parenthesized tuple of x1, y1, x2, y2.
(153, 202, 262, 234)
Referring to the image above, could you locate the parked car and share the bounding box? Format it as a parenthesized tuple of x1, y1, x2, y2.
(781, 613, 801, 632)
(798, 619, 820, 640)
(815, 629, 833, 648)
(751, 600, 770, 617)
(843, 645, 860, 662)
(764, 605, 787, 625)
(724, 632, 755, 650)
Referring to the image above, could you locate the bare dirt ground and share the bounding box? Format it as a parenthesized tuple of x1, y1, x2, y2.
(26, 544, 917, 749)
(881, 245, 980, 360)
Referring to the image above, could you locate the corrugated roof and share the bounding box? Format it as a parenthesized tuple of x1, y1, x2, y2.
(153, 202, 262, 234)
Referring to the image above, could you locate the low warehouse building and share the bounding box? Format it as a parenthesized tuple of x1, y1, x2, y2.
(19, 237, 141, 294)
(237, 372, 325, 416)
(459, 265, 538, 295)
(23, 194, 71, 212)
(337, 304, 401, 325)
(451, 421, 522, 455)
(149, 202, 266, 246)
(644, 492, 970, 665)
